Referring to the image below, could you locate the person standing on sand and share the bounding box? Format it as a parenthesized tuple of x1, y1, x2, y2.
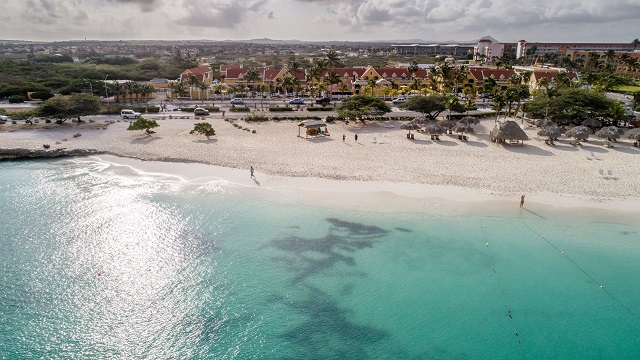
(520, 194, 525, 208)
(250, 166, 255, 178)
(342, 134, 345, 142)
(355, 134, 358, 142)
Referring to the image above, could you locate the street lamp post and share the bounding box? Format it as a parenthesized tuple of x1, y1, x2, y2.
(104, 75, 110, 108)
(85, 79, 93, 95)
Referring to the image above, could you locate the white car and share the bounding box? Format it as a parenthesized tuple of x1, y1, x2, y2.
(230, 98, 245, 105)
(0, 115, 9, 122)
(121, 109, 141, 119)
(392, 97, 407, 104)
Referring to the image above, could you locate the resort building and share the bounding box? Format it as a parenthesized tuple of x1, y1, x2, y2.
(515, 40, 637, 59)
(390, 43, 475, 57)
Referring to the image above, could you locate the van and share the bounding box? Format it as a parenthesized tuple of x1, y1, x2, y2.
(121, 109, 141, 119)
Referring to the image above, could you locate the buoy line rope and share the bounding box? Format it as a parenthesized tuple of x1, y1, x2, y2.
(480, 225, 527, 360)
(519, 219, 640, 322)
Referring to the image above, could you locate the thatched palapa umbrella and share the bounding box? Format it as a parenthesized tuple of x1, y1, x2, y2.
(537, 125, 564, 141)
(400, 122, 422, 135)
(437, 119, 457, 134)
(426, 124, 445, 135)
(582, 118, 602, 128)
(459, 116, 480, 125)
(490, 120, 528, 145)
(595, 126, 624, 141)
(565, 125, 592, 144)
(452, 123, 475, 135)
(626, 128, 640, 147)
(535, 118, 555, 128)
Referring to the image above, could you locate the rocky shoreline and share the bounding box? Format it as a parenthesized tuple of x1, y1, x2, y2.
(0, 148, 104, 160)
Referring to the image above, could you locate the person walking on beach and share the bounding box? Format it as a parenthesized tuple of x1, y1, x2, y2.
(222, 110, 226, 118)
(342, 134, 346, 142)
(250, 166, 255, 178)
(520, 194, 525, 208)
(355, 134, 358, 142)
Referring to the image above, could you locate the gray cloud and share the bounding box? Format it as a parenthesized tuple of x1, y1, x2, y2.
(177, 0, 270, 29)
(109, 0, 160, 12)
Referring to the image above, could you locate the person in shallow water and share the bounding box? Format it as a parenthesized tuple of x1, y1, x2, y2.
(520, 194, 525, 207)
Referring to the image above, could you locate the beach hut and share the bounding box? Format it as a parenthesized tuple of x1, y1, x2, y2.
(490, 120, 528, 145)
(298, 120, 330, 138)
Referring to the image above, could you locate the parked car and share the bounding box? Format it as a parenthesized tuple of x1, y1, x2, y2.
(315, 97, 331, 104)
(194, 107, 209, 116)
(289, 98, 305, 105)
(392, 97, 407, 104)
(0, 115, 9, 122)
(121, 109, 141, 119)
(230, 98, 244, 105)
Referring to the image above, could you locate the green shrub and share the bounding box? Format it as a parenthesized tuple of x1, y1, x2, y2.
(230, 106, 250, 112)
(245, 113, 270, 122)
(9, 95, 26, 103)
(269, 106, 294, 112)
(307, 106, 336, 111)
(30, 91, 54, 101)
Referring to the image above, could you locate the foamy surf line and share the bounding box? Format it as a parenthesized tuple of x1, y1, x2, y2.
(91, 154, 640, 220)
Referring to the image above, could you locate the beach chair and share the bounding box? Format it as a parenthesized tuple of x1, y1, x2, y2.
(599, 169, 606, 178)
(462, 135, 468, 141)
(607, 170, 614, 179)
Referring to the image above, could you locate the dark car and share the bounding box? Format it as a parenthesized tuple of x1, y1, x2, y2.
(316, 97, 331, 104)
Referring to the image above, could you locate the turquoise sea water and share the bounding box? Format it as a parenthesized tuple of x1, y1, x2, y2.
(1, 158, 639, 359)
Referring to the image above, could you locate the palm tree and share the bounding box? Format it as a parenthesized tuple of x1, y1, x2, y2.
(365, 78, 378, 96)
(633, 38, 640, 51)
(604, 50, 617, 67)
(243, 68, 261, 98)
(339, 83, 351, 97)
(139, 84, 155, 105)
(281, 76, 295, 103)
(187, 75, 199, 100)
(325, 71, 342, 100)
(124, 81, 136, 103)
(212, 83, 228, 102)
(198, 82, 209, 101)
(326, 50, 342, 67)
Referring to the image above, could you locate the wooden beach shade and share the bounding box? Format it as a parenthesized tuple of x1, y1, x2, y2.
(565, 125, 592, 141)
(452, 123, 475, 135)
(490, 120, 528, 145)
(298, 120, 329, 138)
(437, 118, 457, 130)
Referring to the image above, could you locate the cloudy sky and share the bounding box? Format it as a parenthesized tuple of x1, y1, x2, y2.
(2, 0, 639, 43)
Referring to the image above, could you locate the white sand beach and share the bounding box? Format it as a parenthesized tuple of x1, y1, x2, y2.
(2, 113, 640, 214)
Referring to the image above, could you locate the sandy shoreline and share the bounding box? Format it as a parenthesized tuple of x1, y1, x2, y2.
(2, 112, 640, 216)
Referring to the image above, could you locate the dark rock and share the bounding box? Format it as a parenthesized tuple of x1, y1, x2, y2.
(0, 148, 103, 160)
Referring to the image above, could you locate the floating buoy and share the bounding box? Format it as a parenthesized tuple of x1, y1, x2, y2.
(561, 252, 565, 254)
(98, 272, 101, 276)
(600, 285, 604, 288)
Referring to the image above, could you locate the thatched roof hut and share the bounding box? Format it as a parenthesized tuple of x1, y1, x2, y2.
(437, 119, 457, 129)
(490, 120, 528, 145)
(459, 116, 480, 125)
(452, 124, 475, 135)
(400, 122, 422, 135)
(626, 128, 640, 140)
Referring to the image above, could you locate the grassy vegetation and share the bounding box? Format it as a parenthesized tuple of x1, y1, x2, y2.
(612, 85, 640, 93)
